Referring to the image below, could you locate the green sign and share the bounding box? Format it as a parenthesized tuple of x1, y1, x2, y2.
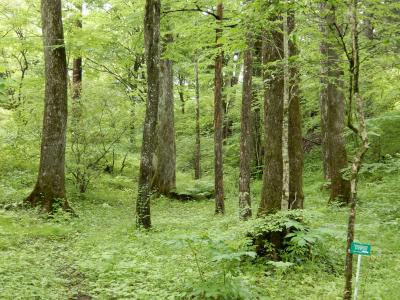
(350, 242, 371, 256)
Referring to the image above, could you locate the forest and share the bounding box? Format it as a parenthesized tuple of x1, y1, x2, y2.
(0, 0, 399, 299)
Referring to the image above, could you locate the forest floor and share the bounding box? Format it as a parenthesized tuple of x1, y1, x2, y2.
(0, 165, 399, 299)
(1, 109, 400, 299)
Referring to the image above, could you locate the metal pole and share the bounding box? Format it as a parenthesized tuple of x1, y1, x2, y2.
(354, 254, 362, 300)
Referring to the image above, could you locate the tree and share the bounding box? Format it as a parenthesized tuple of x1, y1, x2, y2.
(343, 0, 369, 298)
(153, 33, 176, 196)
(239, 33, 253, 220)
(136, 0, 161, 228)
(320, 1, 351, 205)
(214, 2, 225, 214)
(288, 12, 304, 209)
(251, 38, 264, 178)
(194, 60, 201, 179)
(72, 1, 83, 101)
(258, 20, 284, 216)
(282, 3, 290, 210)
(25, 0, 70, 213)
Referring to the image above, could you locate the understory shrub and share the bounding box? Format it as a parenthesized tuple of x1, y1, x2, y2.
(247, 211, 324, 263)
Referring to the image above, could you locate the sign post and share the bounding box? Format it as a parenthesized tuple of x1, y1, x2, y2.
(350, 242, 371, 300)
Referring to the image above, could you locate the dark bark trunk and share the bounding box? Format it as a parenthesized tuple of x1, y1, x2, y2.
(136, 0, 160, 228)
(258, 27, 284, 216)
(177, 74, 185, 114)
(194, 61, 201, 179)
(25, 0, 70, 213)
(153, 34, 176, 195)
(239, 35, 253, 220)
(214, 2, 225, 214)
(288, 13, 304, 210)
(251, 37, 263, 178)
(72, 7, 82, 101)
(320, 2, 351, 205)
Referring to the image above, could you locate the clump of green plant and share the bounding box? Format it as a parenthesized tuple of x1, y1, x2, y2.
(169, 234, 256, 299)
(247, 211, 323, 263)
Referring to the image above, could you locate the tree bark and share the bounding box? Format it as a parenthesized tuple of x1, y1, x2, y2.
(194, 60, 201, 179)
(136, 0, 160, 228)
(288, 13, 304, 210)
(343, 1, 369, 298)
(251, 38, 264, 177)
(239, 34, 253, 220)
(177, 74, 185, 114)
(282, 5, 290, 210)
(72, 2, 82, 101)
(214, 2, 225, 214)
(320, 1, 351, 205)
(258, 26, 284, 216)
(25, 0, 70, 213)
(153, 34, 176, 196)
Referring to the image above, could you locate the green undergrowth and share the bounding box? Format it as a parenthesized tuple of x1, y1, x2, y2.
(0, 164, 399, 299)
(1, 110, 399, 299)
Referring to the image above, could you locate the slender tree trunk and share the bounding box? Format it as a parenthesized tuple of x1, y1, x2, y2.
(214, 2, 225, 214)
(72, 2, 82, 101)
(70, 1, 84, 193)
(154, 34, 176, 195)
(288, 13, 304, 210)
(282, 5, 290, 210)
(25, 0, 70, 213)
(251, 106, 263, 176)
(343, 1, 369, 298)
(136, 0, 160, 228)
(194, 60, 201, 179)
(239, 34, 253, 220)
(251, 38, 264, 177)
(177, 74, 185, 114)
(320, 2, 351, 204)
(258, 26, 284, 216)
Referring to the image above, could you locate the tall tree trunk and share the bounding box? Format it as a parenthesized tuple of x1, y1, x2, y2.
(25, 0, 70, 213)
(282, 4, 290, 210)
(72, 2, 82, 101)
(320, 2, 351, 204)
(343, 0, 369, 298)
(239, 34, 253, 220)
(71, 1, 84, 193)
(153, 34, 176, 195)
(251, 38, 264, 177)
(288, 13, 304, 209)
(194, 60, 201, 179)
(214, 2, 225, 214)
(258, 26, 284, 216)
(136, 0, 160, 228)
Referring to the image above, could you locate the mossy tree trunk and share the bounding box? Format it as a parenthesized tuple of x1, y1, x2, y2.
(153, 34, 176, 196)
(25, 0, 70, 213)
(258, 25, 284, 216)
(288, 12, 304, 210)
(282, 4, 290, 210)
(136, 0, 160, 228)
(214, 2, 225, 214)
